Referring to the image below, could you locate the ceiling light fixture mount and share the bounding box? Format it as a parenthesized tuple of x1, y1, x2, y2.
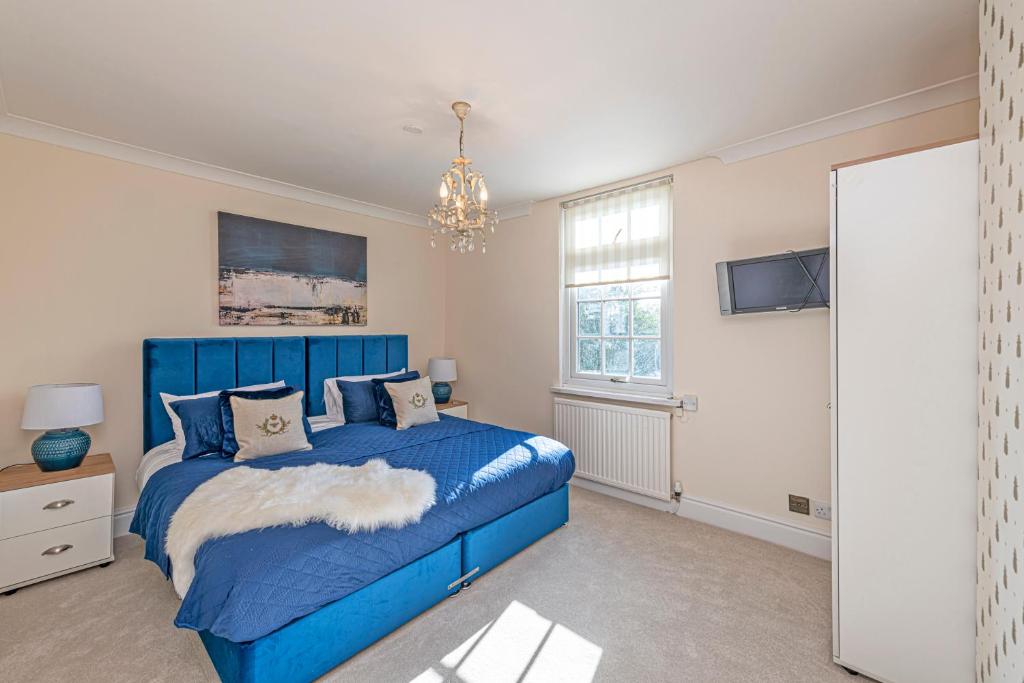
(428, 101, 498, 254)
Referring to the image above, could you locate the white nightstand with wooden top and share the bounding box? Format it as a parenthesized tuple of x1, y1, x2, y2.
(436, 399, 469, 419)
(0, 453, 115, 595)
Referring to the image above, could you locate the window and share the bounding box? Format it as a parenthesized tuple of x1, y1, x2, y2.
(561, 176, 672, 395)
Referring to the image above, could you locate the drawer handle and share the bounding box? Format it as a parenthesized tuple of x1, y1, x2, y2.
(41, 544, 74, 556)
(43, 499, 75, 510)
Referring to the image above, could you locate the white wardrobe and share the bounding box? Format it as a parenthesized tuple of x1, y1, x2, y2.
(830, 139, 977, 683)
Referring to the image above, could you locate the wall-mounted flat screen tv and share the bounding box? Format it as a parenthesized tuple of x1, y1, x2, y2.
(716, 248, 829, 315)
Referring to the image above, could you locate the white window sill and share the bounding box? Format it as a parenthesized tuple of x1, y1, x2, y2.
(550, 385, 682, 408)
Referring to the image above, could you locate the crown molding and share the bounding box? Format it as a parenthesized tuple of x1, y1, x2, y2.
(1, 73, 973, 217)
(709, 73, 979, 164)
(0, 111, 533, 227)
(0, 112, 434, 228)
(496, 201, 533, 221)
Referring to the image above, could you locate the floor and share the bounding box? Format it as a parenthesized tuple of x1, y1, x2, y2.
(0, 487, 854, 682)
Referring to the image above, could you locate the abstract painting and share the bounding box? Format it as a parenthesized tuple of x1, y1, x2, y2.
(218, 212, 367, 326)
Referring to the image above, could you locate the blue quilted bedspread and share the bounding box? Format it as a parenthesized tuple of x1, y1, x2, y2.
(130, 416, 575, 642)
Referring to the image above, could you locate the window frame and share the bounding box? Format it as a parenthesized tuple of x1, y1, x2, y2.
(559, 179, 674, 398)
(564, 281, 673, 395)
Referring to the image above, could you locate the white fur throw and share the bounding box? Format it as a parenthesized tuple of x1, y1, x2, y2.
(165, 459, 436, 598)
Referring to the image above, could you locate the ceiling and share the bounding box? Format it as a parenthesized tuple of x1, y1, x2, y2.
(0, 1, 978, 220)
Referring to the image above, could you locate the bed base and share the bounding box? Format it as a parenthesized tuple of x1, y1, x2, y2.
(199, 484, 570, 683)
(462, 481, 570, 583)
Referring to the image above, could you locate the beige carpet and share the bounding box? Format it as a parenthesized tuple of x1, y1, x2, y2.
(0, 487, 853, 682)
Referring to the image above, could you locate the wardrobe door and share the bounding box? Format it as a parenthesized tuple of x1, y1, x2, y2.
(831, 140, 977, 683)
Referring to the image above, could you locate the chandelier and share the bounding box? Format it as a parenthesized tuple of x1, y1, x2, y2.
(428, 101, 498, 254)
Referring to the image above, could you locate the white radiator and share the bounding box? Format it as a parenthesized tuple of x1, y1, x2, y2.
(553, 397, 671, 501)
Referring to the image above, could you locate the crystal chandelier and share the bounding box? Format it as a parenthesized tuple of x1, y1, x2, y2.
(428, 101, 498, 254)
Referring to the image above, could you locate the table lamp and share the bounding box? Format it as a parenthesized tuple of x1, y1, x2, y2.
(21, 383, 104, 471)
(426, 357, 457, 404)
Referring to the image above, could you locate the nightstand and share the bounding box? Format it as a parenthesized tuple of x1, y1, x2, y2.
(436, 399, 469, 419)
(0, 453, 115, 595)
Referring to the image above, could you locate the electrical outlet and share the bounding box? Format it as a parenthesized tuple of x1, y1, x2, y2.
(813, 501, 832, 521)
(788, 494, 810, 515)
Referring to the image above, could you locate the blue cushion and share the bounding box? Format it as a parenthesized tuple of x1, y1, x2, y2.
(173, 387, 309, 459)
(336, 379, 380, 424)
(371, 371, 421, 426)
(171, 395, 228, 460)
(219, 387, 309, 456)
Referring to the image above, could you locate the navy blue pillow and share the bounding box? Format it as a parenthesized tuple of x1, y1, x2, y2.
(371, 371, 421, 426)
(171, 395, 229, 460)
(336, 379, 381, 424)
(173, 387, 305, 460)
(219, 387, 310, 456)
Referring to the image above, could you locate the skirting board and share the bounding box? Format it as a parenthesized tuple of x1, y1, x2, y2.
(570, 478, 831, 560)
(113, 507, 135, 538)
(677, 494, 831, 561)
(570, 477, 677, 512)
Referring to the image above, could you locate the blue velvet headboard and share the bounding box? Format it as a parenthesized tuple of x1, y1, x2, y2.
(142, 335, 409, 451)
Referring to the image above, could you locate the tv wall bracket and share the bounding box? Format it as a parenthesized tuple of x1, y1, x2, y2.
(785, 249, 829, 311)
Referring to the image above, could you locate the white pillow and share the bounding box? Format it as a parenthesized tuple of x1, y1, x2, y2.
(160, 380, 285, 449)
(231, 391, 312, 461)
(322, 368, 406, 423)
(136, 440, 184, 492)
(385, 376, 439, 431)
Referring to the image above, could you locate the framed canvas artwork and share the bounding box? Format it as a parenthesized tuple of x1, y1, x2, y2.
(218, 212, 367, 326)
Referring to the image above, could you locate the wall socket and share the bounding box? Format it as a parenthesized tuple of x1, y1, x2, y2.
(813, 500, 832, 521)
(788, 494, 810, 515)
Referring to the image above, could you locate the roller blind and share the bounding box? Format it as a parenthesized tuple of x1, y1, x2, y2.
(562, 176, 672, 287)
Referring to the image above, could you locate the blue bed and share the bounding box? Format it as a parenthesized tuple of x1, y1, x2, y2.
(133, 336, 574, 683)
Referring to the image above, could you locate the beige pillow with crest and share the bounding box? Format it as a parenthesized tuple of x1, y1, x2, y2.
(385, 376, 439, 430)
(231, 391, 312, 460)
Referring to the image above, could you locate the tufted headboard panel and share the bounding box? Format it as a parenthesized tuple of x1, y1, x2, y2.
(142, 335, 409, 452)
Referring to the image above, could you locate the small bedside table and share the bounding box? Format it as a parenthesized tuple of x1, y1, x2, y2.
(436, 399, 469, 419)
(0, 453, 115, 596)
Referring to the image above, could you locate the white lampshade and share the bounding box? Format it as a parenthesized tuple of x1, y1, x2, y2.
(21, 383, 104, 430)
(427, 357, 457, 382)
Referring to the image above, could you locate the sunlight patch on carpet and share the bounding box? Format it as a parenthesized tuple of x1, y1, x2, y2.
(415, 600, 603, 683)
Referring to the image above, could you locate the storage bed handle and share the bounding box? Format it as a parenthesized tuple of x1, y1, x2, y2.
(43, 499, 75, 510)
(448, 566, 480, 591)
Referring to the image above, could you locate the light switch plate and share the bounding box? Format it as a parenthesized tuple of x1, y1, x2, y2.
(681, 395, 698, 411)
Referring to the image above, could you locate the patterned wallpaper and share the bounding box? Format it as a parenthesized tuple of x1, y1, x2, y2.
(979, 1, 1024, 680)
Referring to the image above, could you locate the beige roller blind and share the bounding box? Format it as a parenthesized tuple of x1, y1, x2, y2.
(562, 176, 672, 287)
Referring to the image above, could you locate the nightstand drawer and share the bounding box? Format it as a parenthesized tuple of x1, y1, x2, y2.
(0, 474, 114, 540)
(0, 516, 112, 589)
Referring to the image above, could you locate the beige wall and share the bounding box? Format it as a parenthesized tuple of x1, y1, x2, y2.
(446, 99, 979, 535)
(0, 133, 446, 510)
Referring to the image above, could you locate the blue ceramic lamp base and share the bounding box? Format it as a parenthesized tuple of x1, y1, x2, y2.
(431, 381, 452, 404)
(31, 428, 91, 471)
